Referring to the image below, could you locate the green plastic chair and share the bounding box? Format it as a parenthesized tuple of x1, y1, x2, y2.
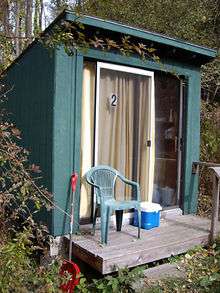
(85, 165, 141, 244)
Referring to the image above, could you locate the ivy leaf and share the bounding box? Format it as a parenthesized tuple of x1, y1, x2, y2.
(147, 47, 157, 53)
(133, 45, 142, 55)
(11, 128, 21, 138)
(105, 38, 119, 50)
(31, 164, 41, 173)
(89, 37, 105, 49)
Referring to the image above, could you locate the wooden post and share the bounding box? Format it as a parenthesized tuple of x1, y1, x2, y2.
(209, 172, 220, 245)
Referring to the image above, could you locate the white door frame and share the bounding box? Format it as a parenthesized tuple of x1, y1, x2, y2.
(95, 62, 155, 201)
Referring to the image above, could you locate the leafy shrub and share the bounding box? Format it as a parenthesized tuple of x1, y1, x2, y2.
(75, 266, 145, 293)
(200, 101, 220, 162)
(0, 81, 64, 291)
(0, 228, 62, 292)
(198, 101, 220, 217)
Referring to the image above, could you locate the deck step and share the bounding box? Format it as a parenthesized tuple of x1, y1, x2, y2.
(133, 263, 186, 291)
(144, 263, 186, 280)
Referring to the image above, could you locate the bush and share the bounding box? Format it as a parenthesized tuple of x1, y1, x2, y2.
(0, 229, 62, 292)
(198, 101, 220, 217)
(0, 81, 63, 291)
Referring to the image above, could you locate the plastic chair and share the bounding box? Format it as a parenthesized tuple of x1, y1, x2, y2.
(85, 165, 141, 244)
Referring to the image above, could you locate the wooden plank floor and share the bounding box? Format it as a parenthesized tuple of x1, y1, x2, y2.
(70, 215, 220, 274)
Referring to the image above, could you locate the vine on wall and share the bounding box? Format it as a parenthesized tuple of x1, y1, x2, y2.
(43, 20, 159, 62)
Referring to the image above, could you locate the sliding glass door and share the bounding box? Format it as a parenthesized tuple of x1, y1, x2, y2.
(154, 72, 183, 207)
(95, 62, 155, 202)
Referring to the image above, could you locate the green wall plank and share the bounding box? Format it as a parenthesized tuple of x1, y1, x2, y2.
(52, 50, 83, 236)
(83, 48, 195, 75)
(5, 41, 54, 230)
(183, 70, 201, 214)
(52, 48, 76, 236)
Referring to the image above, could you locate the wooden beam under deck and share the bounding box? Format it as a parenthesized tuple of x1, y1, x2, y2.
(69, 215, 220, 274)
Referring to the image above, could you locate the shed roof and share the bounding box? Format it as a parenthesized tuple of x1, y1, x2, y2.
(64, 10, 216, 61)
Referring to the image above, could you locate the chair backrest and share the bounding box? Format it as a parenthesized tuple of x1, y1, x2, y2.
(86, 165, 118, 199)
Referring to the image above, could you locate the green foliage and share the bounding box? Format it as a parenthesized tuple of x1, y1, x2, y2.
(181, 244, 220, 292)
(80, 0, 218, 46)
(75, 266, 145, 293)
(200, 101, 220, 161)
(0, 82, 65, 292)
(43, 20, 159, 63)
(198, 101, 220, 217)
(0, 228, 62, 292)
(201, 57, 220, 102)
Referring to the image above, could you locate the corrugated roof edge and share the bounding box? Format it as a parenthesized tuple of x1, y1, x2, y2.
(65, 10, 217, 59)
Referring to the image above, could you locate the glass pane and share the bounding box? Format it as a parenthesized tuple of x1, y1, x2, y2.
(96, 67, 153, 201)
(154, 72, 180, 207)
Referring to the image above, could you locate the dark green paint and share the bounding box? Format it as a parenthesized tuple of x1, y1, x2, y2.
(52, 48, 76, 235)
(182, 69, 201, 214)
(5, 42, 54, 229)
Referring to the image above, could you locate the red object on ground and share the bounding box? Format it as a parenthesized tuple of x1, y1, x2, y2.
(59, 260, 80, 292)
(71, 173, 78, 192)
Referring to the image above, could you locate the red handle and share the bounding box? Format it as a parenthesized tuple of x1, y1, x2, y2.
(71, 173, 78, 192)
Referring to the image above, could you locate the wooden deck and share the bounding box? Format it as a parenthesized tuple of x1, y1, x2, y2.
(70, 215, 220, 274)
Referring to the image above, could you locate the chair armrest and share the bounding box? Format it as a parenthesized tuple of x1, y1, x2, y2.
(86, 176, 101, 198)
(118, 174, 141, 201)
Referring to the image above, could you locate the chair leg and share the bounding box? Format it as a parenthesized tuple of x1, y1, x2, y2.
(105, 207, 112, 244)
(137, 209, 141, 239)
(92, 204, 98, 236)
(116, 210, 123, 231)
(100, 206, 108, 244)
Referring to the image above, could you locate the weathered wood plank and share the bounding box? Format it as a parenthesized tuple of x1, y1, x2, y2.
(132, 263, 186, 291)
(210, 174, 220, 244)
(102, 235, 209, 273)
(144, 263, 186, 280)
(73, 216, 211, 256)
(100, 229, 208, 259)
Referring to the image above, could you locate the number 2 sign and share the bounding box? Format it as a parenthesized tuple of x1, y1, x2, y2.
(109, 94, 118, 107)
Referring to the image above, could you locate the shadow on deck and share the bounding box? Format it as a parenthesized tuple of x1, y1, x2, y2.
(69, 215, 220, 274)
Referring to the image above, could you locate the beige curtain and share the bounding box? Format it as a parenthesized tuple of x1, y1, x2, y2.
(97, 70, 134, 200)
(136, 78, 155, 202)
(97, 68, 155, 201)
(80, 62, 96, 218)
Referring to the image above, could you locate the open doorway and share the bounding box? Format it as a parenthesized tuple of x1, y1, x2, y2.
(154, 72, 183, 208)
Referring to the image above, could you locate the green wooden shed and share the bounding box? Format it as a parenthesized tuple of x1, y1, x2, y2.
(5, 10, 216, 243)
